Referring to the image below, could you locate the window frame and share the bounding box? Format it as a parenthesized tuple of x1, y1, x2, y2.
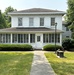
(51, 17, 55, 26)
(29, 17, 34, 26)
(30, 34, 35, 43)
(40, 18, 44, 26)
(18, 17, 23, 26)
(43, 33, 60, 43)
(66, 27, 69, 31)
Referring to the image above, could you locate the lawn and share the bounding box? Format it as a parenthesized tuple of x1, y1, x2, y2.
(45, 52, 74, 75)
(0, 52, 33, 75)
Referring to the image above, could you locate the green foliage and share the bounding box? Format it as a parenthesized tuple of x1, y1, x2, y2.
(62, 38, 74, 50)
(0, 44, 33, 51)
(66, 0, 74, 38)
(0, 10, 7, 29)
(4, 6, 16, 28)
(43, 44, 62, 51)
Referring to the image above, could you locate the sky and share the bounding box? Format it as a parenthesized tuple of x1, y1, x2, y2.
(0, 0, 67, 12)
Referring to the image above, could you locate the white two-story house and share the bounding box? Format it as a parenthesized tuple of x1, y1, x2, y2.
(0, 8, 65, 49)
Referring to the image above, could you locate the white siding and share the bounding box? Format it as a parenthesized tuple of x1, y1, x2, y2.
(62, 25, 71, 39)
(11, 15, 63, 31)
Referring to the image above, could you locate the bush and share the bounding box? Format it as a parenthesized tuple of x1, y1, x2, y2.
(62, 38, 72, 50)
(62, 38, 74, 51)
(71, 39, 74, 48)
(0, 44, 33, 51)
(43, 44, 62, 51)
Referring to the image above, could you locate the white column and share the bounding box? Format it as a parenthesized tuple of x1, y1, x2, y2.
(29, 34, 30, 44)
(60, 33, 62, 46)
(11, 33, 12, 44)
(41, 34, 43, 49)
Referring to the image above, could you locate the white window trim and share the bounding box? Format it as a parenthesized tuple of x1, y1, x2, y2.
(29, 17, 34, 27)
(50, 17, 56, 27)
(18, 17, 23, 27)
(40, 17, 45, 27)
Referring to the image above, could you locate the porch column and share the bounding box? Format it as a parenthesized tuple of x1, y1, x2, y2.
(29, 34, 30, 44)
(11, 33, 12, 44)
(60, 33, 62, 46)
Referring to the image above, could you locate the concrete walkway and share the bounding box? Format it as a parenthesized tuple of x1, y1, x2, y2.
(30, 51, 56, 75)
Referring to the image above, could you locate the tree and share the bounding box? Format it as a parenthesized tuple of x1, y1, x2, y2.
(4, 6, 16, 27)
(66, 0, 74, 38)
(0, 10, 7, 29)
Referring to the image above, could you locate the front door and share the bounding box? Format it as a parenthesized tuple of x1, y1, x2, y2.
(36, 35, 42, 49)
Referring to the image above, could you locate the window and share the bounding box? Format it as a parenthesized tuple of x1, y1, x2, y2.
(43, 34, 49, 43)
(18, 34, 23, 43)
(0, 34, 2, 43)
(66, 36, 69, 38)
(30, 34, 35, 43)
(56, 34, 60, 43)
(12, 34, 28, 43)
(51, 18, 55, 26)
(3, 34, 6, 43)
(66, 27, 69, 31)
(0, 34, 11, 43)
(24, 34, 28, 43)
(29, 18, 34, 26)
(18, 18, 22, 26)
(40, 18, 44, 26)
(37, 36, 40, 42)
(51, 34, 54, 43)
(12, 34, 17, 43)
(6, 34, 11, 43)
(43, 33, 60, 43)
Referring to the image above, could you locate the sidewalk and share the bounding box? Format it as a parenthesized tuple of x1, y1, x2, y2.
(30, 51, 56, 75)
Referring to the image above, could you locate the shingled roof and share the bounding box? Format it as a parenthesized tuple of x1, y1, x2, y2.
(8, 8, 65, 15)
(13, 8, 63, 13)
(0, 27, 63, 33)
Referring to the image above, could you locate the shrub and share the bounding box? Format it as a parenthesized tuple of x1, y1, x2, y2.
(71, 39, 74, 48)
(62, 38, 74, 50)
(0, 44, 33, 51)
(43, 44, 62, 51)
(62, 38, 72, 50)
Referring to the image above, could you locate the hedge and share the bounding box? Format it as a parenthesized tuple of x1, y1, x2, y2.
(43, 44, 63, 51)
(0, 44, 33, 51)
(62, 38, 74, 51)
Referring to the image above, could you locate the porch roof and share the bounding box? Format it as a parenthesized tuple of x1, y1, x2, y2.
(0, 27, 63, 33)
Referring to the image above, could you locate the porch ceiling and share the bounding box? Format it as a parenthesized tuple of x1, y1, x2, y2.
(0, 27, 63, 33)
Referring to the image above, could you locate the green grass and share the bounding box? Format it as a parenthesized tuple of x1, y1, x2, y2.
(45, 52, 74, 75)
(0, 52, 33, 75)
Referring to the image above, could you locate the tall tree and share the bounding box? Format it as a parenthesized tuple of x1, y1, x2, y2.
(4, 6, 16, 27)
(67, 0, 74, 38)
(0, 10, 6, 29)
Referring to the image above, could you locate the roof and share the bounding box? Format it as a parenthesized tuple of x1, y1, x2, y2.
(13, 8, 63, 13)
(0, 27, 63, 33)
(8, 8, 65, 15)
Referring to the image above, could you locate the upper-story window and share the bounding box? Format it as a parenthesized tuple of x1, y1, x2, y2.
(66, 27, 69, 31)
(18, 18, 22, 26)
(51, 18, 55, 26)
(40, 18, 44, 26)
(29, 18, 34, 26)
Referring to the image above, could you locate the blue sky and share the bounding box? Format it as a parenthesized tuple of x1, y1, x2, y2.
(0, 0, 67, 12)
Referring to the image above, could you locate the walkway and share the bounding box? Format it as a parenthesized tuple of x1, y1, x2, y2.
(30, 51, 56, 75)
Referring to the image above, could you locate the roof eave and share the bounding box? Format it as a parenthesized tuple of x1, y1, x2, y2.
(0, 31, 64, 33)
(8, 12, 66, 15)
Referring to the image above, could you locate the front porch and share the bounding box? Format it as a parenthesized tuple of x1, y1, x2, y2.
(0, 33, 62, 49)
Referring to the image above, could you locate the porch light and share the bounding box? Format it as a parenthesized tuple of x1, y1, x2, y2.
(54, 22, 57, 52)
